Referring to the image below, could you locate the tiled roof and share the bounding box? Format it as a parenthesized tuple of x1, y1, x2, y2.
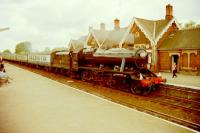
(69, 36, 87, 50)
(158, 28, 200, 50)
(91, 27, 134, 49)
(102, 28, 127, 48)
(92, 29, 110, 44)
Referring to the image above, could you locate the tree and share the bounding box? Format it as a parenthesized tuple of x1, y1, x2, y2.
(178, 23, 183, 28)
(196, 24, 200, 28)
(15, 41, 32, 54)
(184, 21, 196, 29)
(2, 49, 11, 54)
(52, 47, 67, 52)
(44, 47, 51, 52)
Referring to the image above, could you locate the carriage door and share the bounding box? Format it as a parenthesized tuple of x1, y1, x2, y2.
(171, 55, 179, 72)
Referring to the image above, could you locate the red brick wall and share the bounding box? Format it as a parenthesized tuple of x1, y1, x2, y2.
(182, 53, 188, 68)
(197, 51, 200, 70)
(190, 53, 196, 68)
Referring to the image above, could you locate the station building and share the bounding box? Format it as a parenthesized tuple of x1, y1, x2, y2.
(158, 28, 200, 75)
(69, 4, 200, 75)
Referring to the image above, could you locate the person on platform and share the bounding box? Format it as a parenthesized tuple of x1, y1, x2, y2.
(0, 55, 2, 63)
(172, 63, 177, 78)
(0, 63, 6, 72)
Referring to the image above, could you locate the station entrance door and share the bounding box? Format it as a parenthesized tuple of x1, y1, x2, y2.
(172, 55, 179, 72)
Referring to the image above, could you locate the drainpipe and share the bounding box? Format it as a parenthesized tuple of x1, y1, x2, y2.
(151, 42, 158, 72)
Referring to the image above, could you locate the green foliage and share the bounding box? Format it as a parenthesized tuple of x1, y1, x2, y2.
(196, 24, 200, 28)
(15, 41, 32, 54)
(2, 49, 11, 54)
(44, 47, 51, 52)
(184, 21, 196, 29)
(183, 21, 200, 29)
(51, 47, 67, 52)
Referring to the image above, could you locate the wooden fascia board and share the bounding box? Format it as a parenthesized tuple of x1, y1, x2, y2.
(118, 19, 135, 48)
(71, 40, 76, 50)
(99, 32, 110, 48)
(174, 17, 181, 29)
(91, 30, 101, 47)
(84, 32, 92, 48)
(134, 18, 155, 45)
(68, 39, 73, 50)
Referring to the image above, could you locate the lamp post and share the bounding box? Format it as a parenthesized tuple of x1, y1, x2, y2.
(0, 27, 9, 32)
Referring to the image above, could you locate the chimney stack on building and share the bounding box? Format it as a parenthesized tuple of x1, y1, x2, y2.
(100, 23, 105, 30)
(114, 18, 120, 30)
(88, 26, 93, 32)
(165, 4, 173, 20)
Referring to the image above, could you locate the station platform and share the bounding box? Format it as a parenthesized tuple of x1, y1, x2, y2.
(0, 63, 196, 133)
(160, 72, 200, 90)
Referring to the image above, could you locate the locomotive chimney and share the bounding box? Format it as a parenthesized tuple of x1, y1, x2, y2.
(114, 18, 120, 30)
(165, 4, 173, 20)
(100, 23, 105, 30)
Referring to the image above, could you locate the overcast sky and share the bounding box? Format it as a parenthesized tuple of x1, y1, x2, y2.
(0, 0, 200, 52)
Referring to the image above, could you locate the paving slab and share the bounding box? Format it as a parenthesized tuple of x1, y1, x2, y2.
(0, 63, 196, 133)
(160, 72, 200, 89)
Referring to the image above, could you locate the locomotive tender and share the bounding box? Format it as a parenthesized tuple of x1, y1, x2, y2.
(2, 47, 166, 94)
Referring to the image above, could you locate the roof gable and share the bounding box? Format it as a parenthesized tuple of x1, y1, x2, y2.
(84, 27, 133, 49)
(121, 17, 180, 46)
(68, 36, 87, 51)
(93, 29, 110, 45)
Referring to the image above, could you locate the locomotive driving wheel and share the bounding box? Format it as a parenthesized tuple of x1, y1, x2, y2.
(143, 84, 154, 95)
(107, 79, 116, 88)
(81, 71, 88, 81)
(130, 81, 142, 94)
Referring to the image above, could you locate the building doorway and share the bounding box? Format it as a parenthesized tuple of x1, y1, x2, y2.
(172, 55, 179, 71)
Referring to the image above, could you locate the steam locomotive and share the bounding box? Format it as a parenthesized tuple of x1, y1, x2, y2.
(2, 47, 166, 94)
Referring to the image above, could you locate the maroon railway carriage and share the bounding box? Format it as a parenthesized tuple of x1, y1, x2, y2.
(51, 50, 72, 74)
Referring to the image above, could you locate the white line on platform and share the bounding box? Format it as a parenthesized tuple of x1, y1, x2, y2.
(166, 83, 200, 90)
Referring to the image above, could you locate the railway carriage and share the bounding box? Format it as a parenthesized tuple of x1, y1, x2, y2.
(2, 54, 16, 62)
(9, 54, 16, 61)
(2, 53, 11, 61)
(16, 54, 28, 64)
(51, 50, 71, 74)
(28, 53, 51, 67)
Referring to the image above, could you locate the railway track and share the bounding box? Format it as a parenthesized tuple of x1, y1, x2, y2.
(157, 84, 200, 101)
(108, 95, 200, 131)
(6, 62, 200, 131)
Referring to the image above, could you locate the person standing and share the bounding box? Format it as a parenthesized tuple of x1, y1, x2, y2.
(172, 63, 177, 78)
(0, 55, 2, 63)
